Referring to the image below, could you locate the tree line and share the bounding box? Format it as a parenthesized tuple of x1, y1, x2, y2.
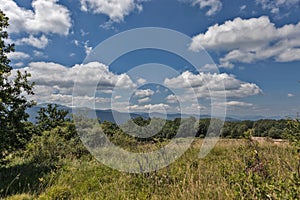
(101, 116, 291, 141)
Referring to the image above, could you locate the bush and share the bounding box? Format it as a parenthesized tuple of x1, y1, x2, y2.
(25, 122, 89, 168)
(284, 118, 300, 149)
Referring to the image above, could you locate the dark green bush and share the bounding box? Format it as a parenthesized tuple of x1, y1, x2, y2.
(25, 122, 89, 168)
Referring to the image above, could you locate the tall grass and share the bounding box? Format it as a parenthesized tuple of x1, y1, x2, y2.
(2, 139, 298, 199)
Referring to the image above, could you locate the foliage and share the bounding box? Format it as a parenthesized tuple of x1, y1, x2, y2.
(2, 103, 298, 198)
(26, 105, 89, 167)
(0, 105, 89, 197)
(96, 117, 296, 145)
(36, 104, 70, 132)
(284, 117, 300, 149)
(0, 10, 35, 161)
(284, 117, 300, 181)
(2, 139, 299, 199)
(25, 122, 87, 167)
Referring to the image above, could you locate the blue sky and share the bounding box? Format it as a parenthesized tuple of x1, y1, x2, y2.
(2, 0, 300, 118)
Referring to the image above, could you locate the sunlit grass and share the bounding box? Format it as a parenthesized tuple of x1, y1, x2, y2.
(2, 139, 299, 199)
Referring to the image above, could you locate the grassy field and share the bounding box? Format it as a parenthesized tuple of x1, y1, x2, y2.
(1, 139, 299, 200)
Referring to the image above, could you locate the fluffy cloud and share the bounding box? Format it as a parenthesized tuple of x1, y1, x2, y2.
(29, 88, 110, 108)
(138, 97, 151, 104)
(164, 71, 262, 99)
(12, 61, 135, 106)
(137, 78, 147, 85)
(134, 89, 155, 98)
(0, 0, 71, 49)
(256, 0, 300, 14)
(14, 35, 49, 49)
(128, 103, 169, 111)
(166, 94, 178, 104)
(179, 0, 222, 16)
(80, 0, 146, 22)
(190, 17, 276, 51)
(190, 16, 300, 67)
(7, 51, 30, 60)
(277, 48, 300, 62)
(9, 62, 261, 112)
(0, 0, 71, 35)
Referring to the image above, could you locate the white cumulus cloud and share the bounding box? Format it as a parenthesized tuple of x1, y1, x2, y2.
(190, 16, 300, 67)
(12, 61, 136, 107)
(164, 71, 262, 99)
(15, 35, 49, 49)
(7, 51, 30, 60)
(134, 89, 155, 98)
(80, 0, 147, 22)
(138, 97, 151, 104)
(0, 0, 72, 35)
(166, 94, 178, 104)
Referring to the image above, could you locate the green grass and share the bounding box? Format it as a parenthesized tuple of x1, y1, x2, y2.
(1, 139, 299, 199)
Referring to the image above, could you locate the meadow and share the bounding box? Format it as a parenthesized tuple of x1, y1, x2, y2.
(1, 138, 299, 200)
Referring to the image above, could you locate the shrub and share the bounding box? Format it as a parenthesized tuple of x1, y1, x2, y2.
(25, 122, 89, 168)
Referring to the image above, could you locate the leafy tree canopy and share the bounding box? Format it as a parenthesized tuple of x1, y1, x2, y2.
(0, 10, 35, 160)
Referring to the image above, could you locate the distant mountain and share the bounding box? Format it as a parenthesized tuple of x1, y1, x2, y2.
(27, 104, 290, 124)
(227, 115, 294, 121)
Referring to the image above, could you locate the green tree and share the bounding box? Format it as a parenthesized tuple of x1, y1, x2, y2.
(36, 104, 70, 132)
(284, 118, 300, 150)
(27, 105, 88, 166)
(0, 10, 35, 160)
(195, 118, 210, 137)
(101, 120, 119, 137)
(268, 127, 283, 139)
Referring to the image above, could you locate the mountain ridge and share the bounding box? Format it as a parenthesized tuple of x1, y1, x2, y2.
(27, 104, 293, 124)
